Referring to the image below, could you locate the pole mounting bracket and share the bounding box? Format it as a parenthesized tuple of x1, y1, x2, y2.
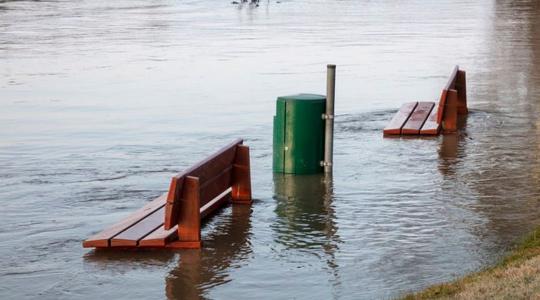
(320, 161, 332, 167)
(322, 113, 334, 120)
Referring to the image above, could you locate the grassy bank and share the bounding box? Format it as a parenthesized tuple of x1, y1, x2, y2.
(403, 227, 540, 299)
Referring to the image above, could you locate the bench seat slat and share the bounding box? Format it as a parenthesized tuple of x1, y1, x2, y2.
(401, 102, 435, 135)
(420, 103, 441, 135)
(383, 102, 418, 135)
(110, 206, 166, 247)
(82, 193, 167, 248)
(139, 225, 178, 247)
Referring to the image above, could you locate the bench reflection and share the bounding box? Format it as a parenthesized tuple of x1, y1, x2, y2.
(165, 204, 252, 299)
(437, 116, 468, 176)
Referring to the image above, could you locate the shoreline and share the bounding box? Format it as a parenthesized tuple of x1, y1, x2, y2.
(402, 227, 540, 299)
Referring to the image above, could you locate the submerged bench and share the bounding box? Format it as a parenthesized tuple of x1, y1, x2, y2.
(83, 139, 252, 249)
(383, 66, 468, 136)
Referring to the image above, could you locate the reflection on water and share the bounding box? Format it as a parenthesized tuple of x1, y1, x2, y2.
(84, 248, 176, 271)
(437, 120, 466, 177)
(165, 205, 252, 300)
(2, 0, 540, 299)
(273, 174, 340, 272)
(459, 0, 540, 253)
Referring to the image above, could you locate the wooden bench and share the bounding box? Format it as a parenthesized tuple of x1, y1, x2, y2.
(83, 139, 252, 249)
(383, 66, 468, 136)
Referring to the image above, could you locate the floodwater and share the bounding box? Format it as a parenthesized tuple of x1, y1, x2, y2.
(1, 0, 540, 299)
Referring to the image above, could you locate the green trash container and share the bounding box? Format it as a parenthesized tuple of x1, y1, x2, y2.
(273, 93, 326, 174)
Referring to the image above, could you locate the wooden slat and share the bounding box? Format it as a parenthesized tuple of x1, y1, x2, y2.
(199, 167, 232, 207)
(110, 206, 165, 247)
(177, 139, 241, 185)
(383, 102, 418, 135)
(401, 102, 435, 135)
(200, 189, 232, 219)
(139, 225, 178, 247)
(419, 103, 441, 135)
(82, 193, 167, 248)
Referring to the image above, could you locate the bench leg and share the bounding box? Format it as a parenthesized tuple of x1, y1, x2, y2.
(456, 70, 468, 115)
(232, 145, 252, 204)
(175, 176, 202, 248)
(443, 89, 458, 133)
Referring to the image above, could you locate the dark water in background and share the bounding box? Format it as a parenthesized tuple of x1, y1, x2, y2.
(1, 0, 540, 299)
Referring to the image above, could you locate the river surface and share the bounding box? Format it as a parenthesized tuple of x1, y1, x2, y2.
(2, 0, 540, 299)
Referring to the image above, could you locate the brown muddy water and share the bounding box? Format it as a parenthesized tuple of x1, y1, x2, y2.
(2, 0, 540, 299)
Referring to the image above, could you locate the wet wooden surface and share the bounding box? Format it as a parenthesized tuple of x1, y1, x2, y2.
(401, 102, 435, 135)
(383, 102, 417, 135)
(82, 194, 166, 248)
(419, 103, 441, 135)
(83, 140, 252, 249)
(164, 139, 242, 229)
(384, 66, 465, 136)
(110, 206, 165, 247)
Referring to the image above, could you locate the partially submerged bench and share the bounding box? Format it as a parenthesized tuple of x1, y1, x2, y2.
(83, 139, 252, 249)
(383, 66, 468, 136)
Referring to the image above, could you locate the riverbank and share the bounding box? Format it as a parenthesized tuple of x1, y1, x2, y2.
(403, 227, 540, 299)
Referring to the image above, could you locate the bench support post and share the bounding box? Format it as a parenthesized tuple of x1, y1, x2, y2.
(456, 70, 468, 115)
(443, 89, 458, 133)
(231, 145, 252, 204)
(164, 177, 184, 230)
(175, 176, 202, 248)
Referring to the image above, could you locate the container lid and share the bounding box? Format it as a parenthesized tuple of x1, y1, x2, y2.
(277, 93, 326, 103)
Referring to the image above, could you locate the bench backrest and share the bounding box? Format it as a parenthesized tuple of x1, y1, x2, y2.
(163, 139, 250, 230)
(436, 65, 459, 124)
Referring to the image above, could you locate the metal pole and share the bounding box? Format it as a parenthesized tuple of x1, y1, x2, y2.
(324, 64, 335, 174)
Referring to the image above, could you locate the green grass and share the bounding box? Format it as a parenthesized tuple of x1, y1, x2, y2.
(401, 227, 540, 300)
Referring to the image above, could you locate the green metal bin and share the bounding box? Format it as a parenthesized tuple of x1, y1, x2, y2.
(273, 94, 326, 174)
